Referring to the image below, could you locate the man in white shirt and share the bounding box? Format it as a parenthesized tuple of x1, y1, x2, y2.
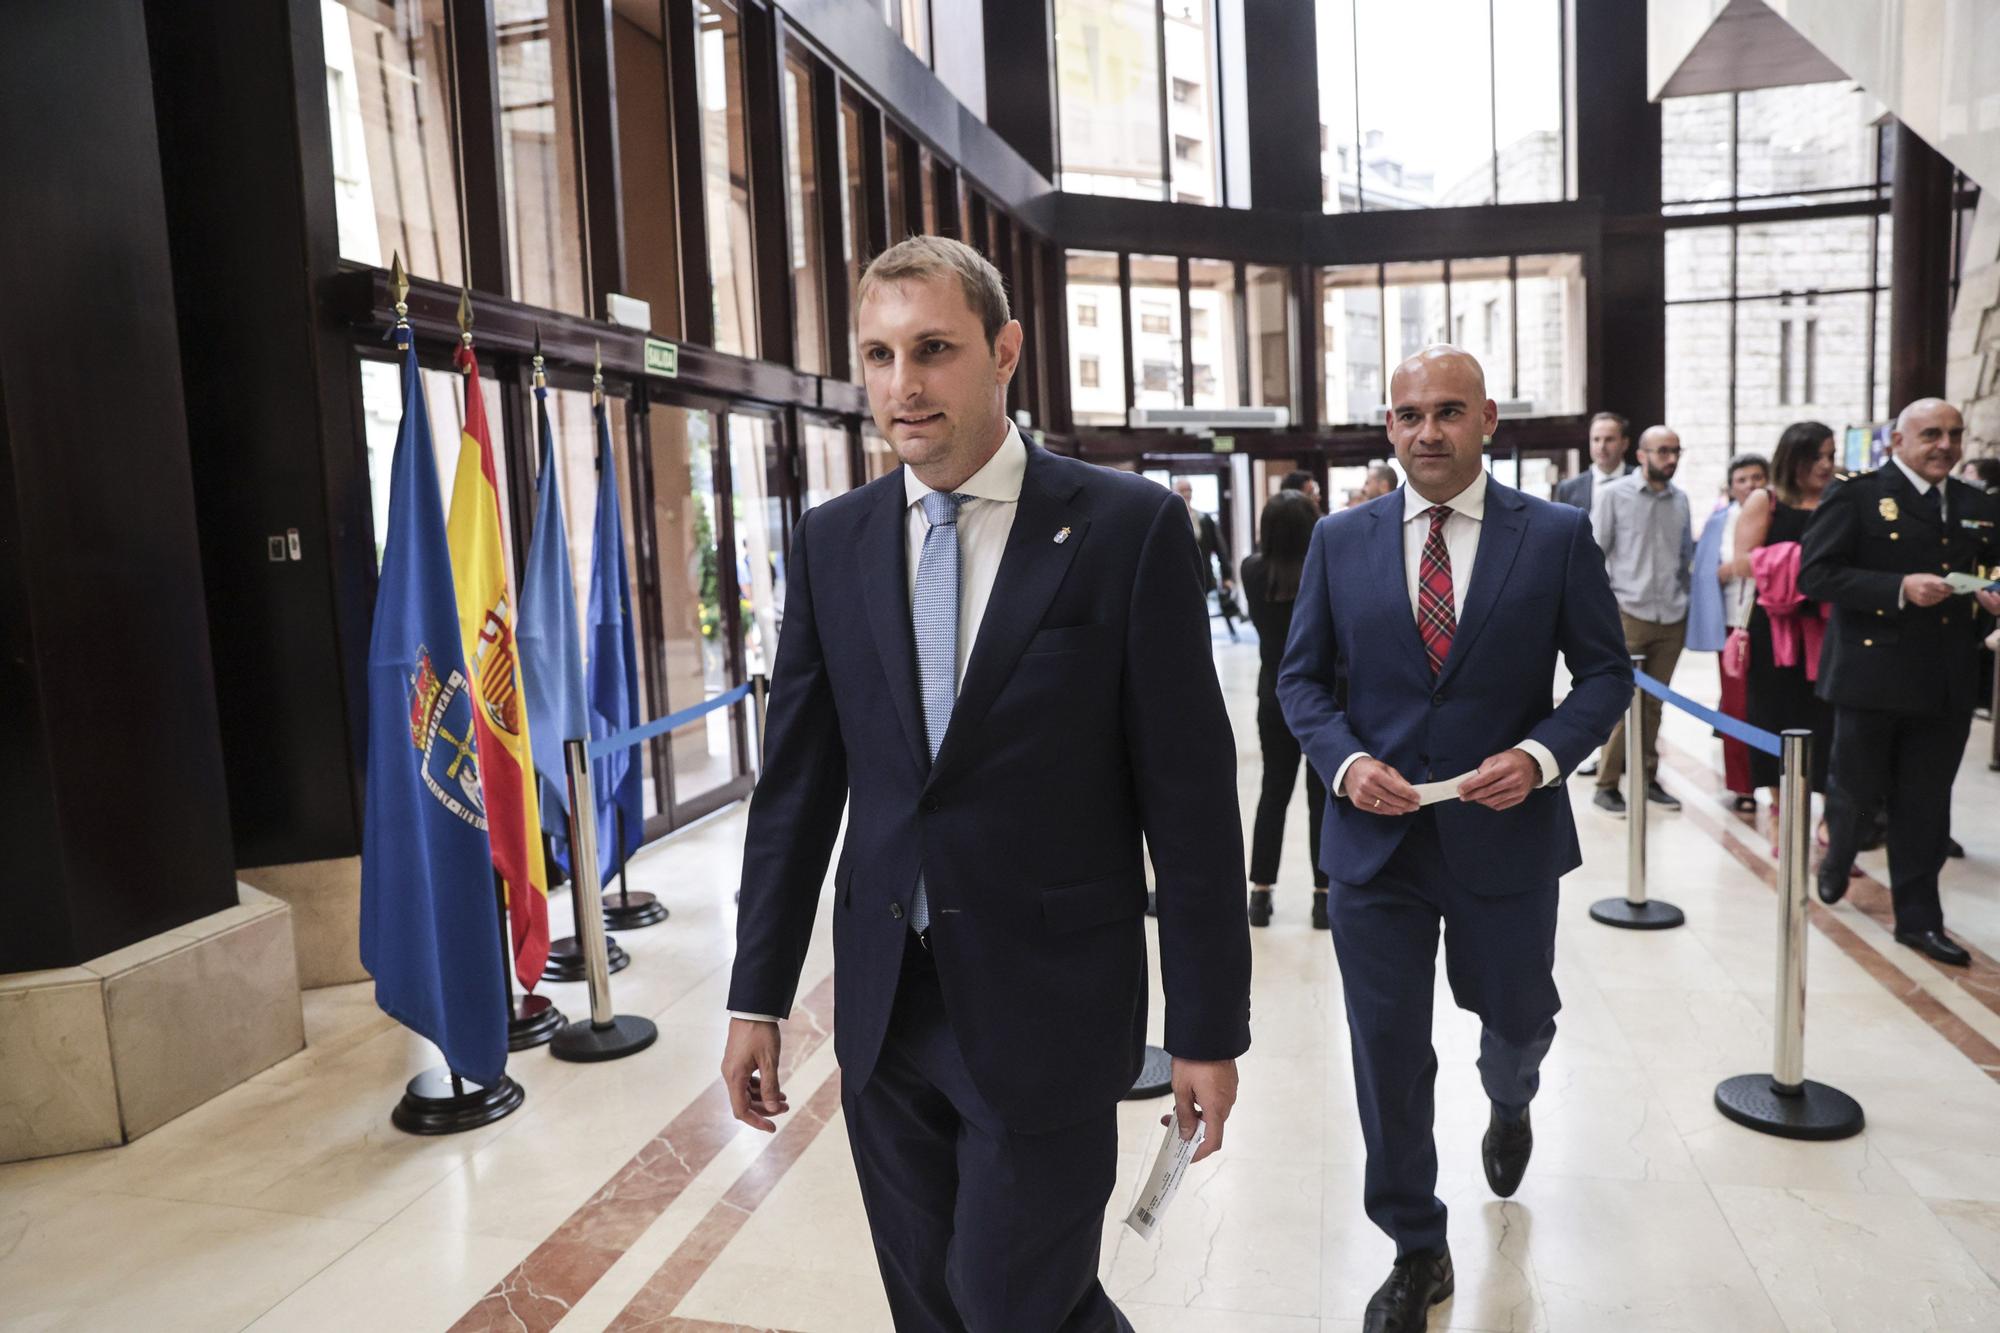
(1279, 346, 1631, 1333)
(721, 236, 1250, 1329)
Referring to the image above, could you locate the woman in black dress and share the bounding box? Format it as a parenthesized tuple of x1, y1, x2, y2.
(1241, 490, 1330, 928)
(1725, 421, 1837, 849)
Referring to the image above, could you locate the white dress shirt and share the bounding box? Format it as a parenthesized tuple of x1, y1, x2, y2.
(1331, 471, 1561, 798)
(731, 424, 1026, 1025)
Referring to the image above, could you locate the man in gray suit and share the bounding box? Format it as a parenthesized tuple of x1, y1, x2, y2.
(1554, 412, 1634, 510)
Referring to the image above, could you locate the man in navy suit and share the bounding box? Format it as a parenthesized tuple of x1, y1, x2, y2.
(721, 236, 1251, 1331)
(1279, 347, 1631, 1333)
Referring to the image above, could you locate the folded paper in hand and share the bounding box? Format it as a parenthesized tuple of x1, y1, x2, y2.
(1125, 1118, 1206, 1240)
(1411, 771, 1479, 806)
(1944, 571, 1998, 596)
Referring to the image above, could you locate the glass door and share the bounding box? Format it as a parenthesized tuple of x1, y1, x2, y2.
(727, 408, 790, 681)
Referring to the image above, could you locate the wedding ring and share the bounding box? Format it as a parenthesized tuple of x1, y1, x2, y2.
(1373, 796, 1382, 809)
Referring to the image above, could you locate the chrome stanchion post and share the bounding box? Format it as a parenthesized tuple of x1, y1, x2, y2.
(1591, 658, 1684, 929)
(1714, 729, 1863, 1139)
(551, 739, 658, 1062)
(752, 672, 770, 769)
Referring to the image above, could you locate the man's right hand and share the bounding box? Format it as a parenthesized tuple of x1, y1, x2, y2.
(1903, 573, 1953, 608)
(722, 1018, 787, 1132)
(1345, 757, 1421, 816)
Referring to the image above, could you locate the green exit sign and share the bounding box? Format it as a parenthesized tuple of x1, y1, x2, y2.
(644, 338, 679, 378)
(1211, 435, 1235, 453)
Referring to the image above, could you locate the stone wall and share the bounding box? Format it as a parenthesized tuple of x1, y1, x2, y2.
(1947, 192, 2000, 460)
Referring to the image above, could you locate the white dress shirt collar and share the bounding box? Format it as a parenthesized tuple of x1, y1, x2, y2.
(1593, 463, 1625, 482)
(1889, 454, 1936, 497)
(904, 422, 1027, 510)
(1401, 468, 1488, 525)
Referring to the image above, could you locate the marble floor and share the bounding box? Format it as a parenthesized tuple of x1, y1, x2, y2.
(4, 632, 2000, 1333)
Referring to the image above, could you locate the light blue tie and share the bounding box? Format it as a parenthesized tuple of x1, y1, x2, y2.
(910, 490, 966, 935)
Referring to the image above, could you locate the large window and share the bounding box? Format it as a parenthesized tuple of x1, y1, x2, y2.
(1662, 83, 1891, 502)
(1187, 258, 1240, 408)
(839, 95, 871, 381)
(697, 1, 758, 358)
(1318, 0, 1569, 212)
(1066, 251, 1126, 425)
(323, 0, 463, 284)
(1323, 255, 1583, 426)
(1054, 0, 1167, 201)
(882, 0, 931, 64)
(612, 0, 681, 336)
(782, 50, 828, 375)
(1129, 254, 1182, 410)
(497, 0, 589, 315)
(1245, 264, 1293, 410)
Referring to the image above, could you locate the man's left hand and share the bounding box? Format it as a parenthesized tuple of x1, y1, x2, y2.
(1457, 748, 1540, 811)
(1976, 587, 2000, 616)
(1161, 1057, 1237, 1164)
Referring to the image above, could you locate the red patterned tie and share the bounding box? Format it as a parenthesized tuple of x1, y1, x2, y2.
(1417, 505, 1456, 676)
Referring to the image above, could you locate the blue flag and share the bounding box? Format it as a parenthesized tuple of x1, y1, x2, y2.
(588, 401, 646, 878)
(517, 385, 590, 874)
(359, 333, 508, 1090)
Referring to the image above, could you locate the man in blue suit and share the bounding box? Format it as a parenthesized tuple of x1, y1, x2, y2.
(1279, 347, 1631, 1333)
(721, 236, 1252, 1331)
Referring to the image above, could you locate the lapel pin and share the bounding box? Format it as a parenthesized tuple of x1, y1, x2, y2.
(1054, 526, 1071, 545)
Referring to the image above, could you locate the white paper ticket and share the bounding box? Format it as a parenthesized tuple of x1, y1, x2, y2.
(1411, 771, 1478, 806)
(1124, 1118, 1206, 1240)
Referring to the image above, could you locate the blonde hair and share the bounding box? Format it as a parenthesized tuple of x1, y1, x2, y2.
(856, 235, 1010, 346)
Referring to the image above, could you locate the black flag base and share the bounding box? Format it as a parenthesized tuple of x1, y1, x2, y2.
(541, 934, 630, 983)
(1714, 1074, 1865, 1141)
(551, 1014, 659, 1063)
(391, 1067, 525, 1135)
(603, 889, 669, 930)
(1122, 1044, 1174, 1100)
(1589, 897, 1686, 930)
(507, 993, 565, 1050)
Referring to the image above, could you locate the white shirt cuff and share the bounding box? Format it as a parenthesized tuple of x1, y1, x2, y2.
(1331, 753, 1367, 798)
(728, 1011, 783, 1024)
(1516, 740, 1561, 787)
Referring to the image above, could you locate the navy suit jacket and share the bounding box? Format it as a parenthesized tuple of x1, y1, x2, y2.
(1276, 480, 1632, 895)
(728, 443, 1252, 1133)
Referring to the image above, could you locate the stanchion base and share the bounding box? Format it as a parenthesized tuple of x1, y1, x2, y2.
(1123, 1045, 1173, 1100)
(1714, 1074, 1864, 1141)
(507, 993, 565, 1051)
(551, 1015, 659, 1063)
(603, 891, 669, 930)
(391, 1067, 524, 1136)
(1589, 897, 1685, 930)
(541, 935, 630, 984)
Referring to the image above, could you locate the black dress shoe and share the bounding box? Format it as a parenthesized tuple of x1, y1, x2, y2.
(1248, 889, 1272, 927)
(1363, 1247, 1454, 1333)
(1482, 1105, 1533, 1198)
(1593, 788, 1626, 816)
(1732, 795, 1758, 814)
(1645, 780, 1681, 810)
(1817, 867, 1849, 905)
(1896, 930, 1971, 967)
(1947, 837, 1966, 859)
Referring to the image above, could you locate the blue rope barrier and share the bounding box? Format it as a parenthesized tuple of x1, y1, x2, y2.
(1634, 671, 1783, 758)
(589, 682, 755, 760)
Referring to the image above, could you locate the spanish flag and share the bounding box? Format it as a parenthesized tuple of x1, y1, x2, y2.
(446, 344, 550, 989)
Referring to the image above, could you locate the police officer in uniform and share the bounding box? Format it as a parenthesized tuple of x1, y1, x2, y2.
(1803, 399, 2000, 966)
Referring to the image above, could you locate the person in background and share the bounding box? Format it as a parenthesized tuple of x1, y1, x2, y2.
(1361, 463, 1399, 502)
(1241, 489, 1332, 929)
(1690, 453, 1769, 812)
(1554, 412, 1634, 510)
(1344, 488, 1368, 509)
(1177, 479, 1241, 641)
(1724, 423, 1838, 850)
(1956, 456, 2000, 493)
(1561, 413, 1634, 777)
(1807, 400, 2000, 967)
(1590, 426, 1695, 816)
(1281, 468, 1326, 513)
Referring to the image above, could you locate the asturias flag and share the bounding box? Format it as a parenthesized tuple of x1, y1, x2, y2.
(516, 381, 589, 876)
(588, 399, 646, 878)
(359, 331, 508, 1089)
(446, 344, 550, 989)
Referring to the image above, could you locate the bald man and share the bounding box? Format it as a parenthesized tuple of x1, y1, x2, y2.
(1804, 399, 2000, 967)
(1588, 425, 1695, 815)
(1279, 347, 1631, 1332)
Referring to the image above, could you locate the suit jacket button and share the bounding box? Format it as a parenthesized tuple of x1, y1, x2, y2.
(921, 796, 939, 814)
(1864, 638, 1874, 647)
(890, 902, 904, 920)
(1431, 694, 1444, 707)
